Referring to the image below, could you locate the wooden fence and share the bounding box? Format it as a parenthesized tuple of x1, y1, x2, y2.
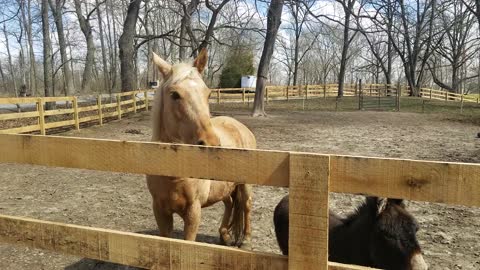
(0, 90, 155, 135)
(420, 88, 480, 103)
(1, 84, 478, 135)
(0, 134, 478, 269)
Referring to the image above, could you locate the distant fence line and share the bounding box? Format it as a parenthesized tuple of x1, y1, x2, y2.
(0, 84, 478, 134)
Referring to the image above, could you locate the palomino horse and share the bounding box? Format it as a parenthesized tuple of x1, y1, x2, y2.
(146, 49, 256, 248)
(274, 195, 429, 270)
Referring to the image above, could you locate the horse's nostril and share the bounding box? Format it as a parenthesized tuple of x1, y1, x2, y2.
(197, 140, 206, 146)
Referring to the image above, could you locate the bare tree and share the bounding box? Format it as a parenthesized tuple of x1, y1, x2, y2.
(429, 0, 477, 93)
(49, 0, 75, 96)
(252, 0, 284, 117)
(42, 0, 54, 109)
(73, 0, 102, 92)
(119, 0, 142, 92)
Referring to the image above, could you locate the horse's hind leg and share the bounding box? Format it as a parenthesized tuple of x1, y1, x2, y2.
(219, 196, 234, 246)
(152, 201, 173, 237)
(242, 184, 253, 248)
(183, 201, 201, 241)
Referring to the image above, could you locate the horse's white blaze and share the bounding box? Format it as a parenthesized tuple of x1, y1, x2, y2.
(411, 253, 428, 270)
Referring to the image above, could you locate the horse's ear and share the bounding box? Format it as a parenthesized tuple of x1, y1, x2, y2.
(193, 48, 208, 74)
(152, 52, 171, 77)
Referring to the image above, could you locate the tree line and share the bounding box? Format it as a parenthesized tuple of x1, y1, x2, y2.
(1, 0, 479, 114)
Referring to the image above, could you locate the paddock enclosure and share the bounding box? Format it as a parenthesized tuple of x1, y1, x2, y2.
(0, 104, 479, 269)
(1, 84, 478, 135)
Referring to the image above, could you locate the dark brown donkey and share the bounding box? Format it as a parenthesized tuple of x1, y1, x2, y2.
(273, 196, 428, 270)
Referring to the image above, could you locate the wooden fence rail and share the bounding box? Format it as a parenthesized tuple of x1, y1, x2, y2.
(0, 134, 479, 270)
(1, 84, 478, 135)
(0, 90, 156, 135)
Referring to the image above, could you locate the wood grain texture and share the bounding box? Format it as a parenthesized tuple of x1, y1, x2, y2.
(43, 108, 74, 116)
(289, 153, 330, 270)
(0, 134, 290, 187)
(0, 124, 40, 134)
(0, 214, 287, 270)
(0, 111, 39, 120)
(44, 120, 76, 129)
(331, 155, 480, 207)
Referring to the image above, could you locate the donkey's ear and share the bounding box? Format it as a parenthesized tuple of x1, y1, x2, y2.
(152, 52, 172, 77)
(193, 48, 208, 74)
(387, 198, 405, 208)
(376, 197, 388, 216)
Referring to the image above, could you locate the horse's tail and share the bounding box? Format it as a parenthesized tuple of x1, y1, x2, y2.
(229, 184, 252, 247)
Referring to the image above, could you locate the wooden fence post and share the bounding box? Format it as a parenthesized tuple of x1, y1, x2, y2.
(144, 90, 149, 111)
(37, 98, 45, 135)
(289, 153, 329, 270)
(430, 89, 432, 99)
(305, 85, 309, 100)
(217, 89, 220, 104)
(323, 84, 327, 99)
(73, 97, 80, 130)
(117, 94, 122, 120)
(242, 88, 246, 104)
(132, 92, 137, 113)
(445, 91, 448, 101)
(97, 95, 103, 126)
(287, 86, 290, 101)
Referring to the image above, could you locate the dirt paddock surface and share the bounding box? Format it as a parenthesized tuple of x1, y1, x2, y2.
(0, 109, 479, 270)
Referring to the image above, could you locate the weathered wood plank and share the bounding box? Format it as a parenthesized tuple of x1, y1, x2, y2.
(44, 120, 76, 129)
(330, 155, 480, 207)
(0, 111, 39, 120)
(43, 108, 74, 116)
(0, 214, 287, 270)
(0, 124, 40, 134)
(288, 153, 329, 270)
(328, 262, 379, 270)
(77, 105, 98, 112)
(0, 97, 39, 104)
(0, 134, 290, 187)
(79, 115, 100, 123)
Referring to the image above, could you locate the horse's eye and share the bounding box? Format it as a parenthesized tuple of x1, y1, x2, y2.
(170, 91, 181, 100)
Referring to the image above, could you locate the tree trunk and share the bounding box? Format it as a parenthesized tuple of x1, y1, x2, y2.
(252, 0, 284, 117)
(49, 0, 75, 97)
(74, 0, 96, 92)
(96, 0, 110, 94)
(3, 25, 19, 99)
(22, 0, 38, 96)
(0, 60, 7, 93)
(106, 0, 117, 93)
(42, 0, 55, 109)
(338, 0, 354, 97)
(119, 0, 142, 92)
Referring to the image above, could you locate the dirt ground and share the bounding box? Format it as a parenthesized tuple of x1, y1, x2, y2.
(0, 109, 479, 270)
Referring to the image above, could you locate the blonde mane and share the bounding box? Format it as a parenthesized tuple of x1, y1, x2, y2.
(151, 62, 202, 142)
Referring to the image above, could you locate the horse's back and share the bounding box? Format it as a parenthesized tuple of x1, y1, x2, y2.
(211, 116, 256, 149)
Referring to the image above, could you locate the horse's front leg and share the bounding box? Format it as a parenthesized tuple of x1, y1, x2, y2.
(152, 201, 173, 238)
(183, 201, 201, 241)
(242, 185, 253, 249)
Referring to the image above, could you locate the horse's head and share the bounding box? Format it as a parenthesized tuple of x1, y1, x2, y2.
(151, 49, 219, 146)
(368, 197, 428, 270)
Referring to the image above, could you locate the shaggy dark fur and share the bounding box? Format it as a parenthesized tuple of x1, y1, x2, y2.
(273, 195, 423, 270)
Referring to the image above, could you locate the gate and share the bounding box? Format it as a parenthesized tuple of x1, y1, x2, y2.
(359, 82, 400, 111)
